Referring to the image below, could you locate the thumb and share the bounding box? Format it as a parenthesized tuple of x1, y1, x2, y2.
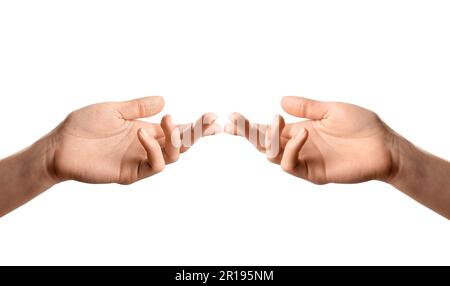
(116, 96, 165, 120)
(281, 96, 331, 120)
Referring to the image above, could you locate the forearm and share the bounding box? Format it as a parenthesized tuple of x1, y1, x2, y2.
(0, 136, 58, 217)
(388, 135, 450, 219)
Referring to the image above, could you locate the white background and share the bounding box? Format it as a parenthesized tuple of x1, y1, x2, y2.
(0, 0, 449, 266)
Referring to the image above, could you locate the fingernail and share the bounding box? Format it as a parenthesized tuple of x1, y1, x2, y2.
(139, 128, 149, 138)
(228, 113, 236, 121)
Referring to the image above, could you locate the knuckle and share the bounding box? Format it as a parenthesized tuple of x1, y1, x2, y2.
(266, 157, 278, 164)
(297, 102, 307, 116)
(166, 154, 179, 164)
(153, 163, 165, 173)
(119, 178, 134, 185)
(311, 178, 327, 185)
(136, 100, 146, 118)
(63, 110, 78, 124)
(281, 162, 293, 173)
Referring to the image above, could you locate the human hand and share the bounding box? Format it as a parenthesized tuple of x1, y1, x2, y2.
(47, 96, 220, 185)
(225, 96, 397, 184)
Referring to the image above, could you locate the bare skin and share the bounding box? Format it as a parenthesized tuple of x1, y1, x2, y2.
(0, 96, 220, 217)
(225, 96, 450, 219)
(2, 95, 450, 219)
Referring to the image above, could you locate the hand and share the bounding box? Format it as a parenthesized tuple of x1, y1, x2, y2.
(225, 96, 396, 184)
(47, 96, 220, 185)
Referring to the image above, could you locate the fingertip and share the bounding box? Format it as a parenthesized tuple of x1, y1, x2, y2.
(228, 112, 242, 121)
(205, 112, 218, 118)
(152, 95, 165, 104)
(161, 114, 174, 128)
(162, 113, 172, 122)
(272, 114, 285, 128)
(201, 112, 217, 124)
(148, 95, 165, 113)
(138, 127, 149, 139)
(281, 96, 303, 114)
(293, 128, 308, 141)
(204, 123, 223, 136)
(281, 95, 293, 107)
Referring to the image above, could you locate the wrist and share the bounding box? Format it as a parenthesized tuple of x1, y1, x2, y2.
(0, 133, 60, 217)
(25, 133, 61, 188)
(384, 133, 421, 187)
